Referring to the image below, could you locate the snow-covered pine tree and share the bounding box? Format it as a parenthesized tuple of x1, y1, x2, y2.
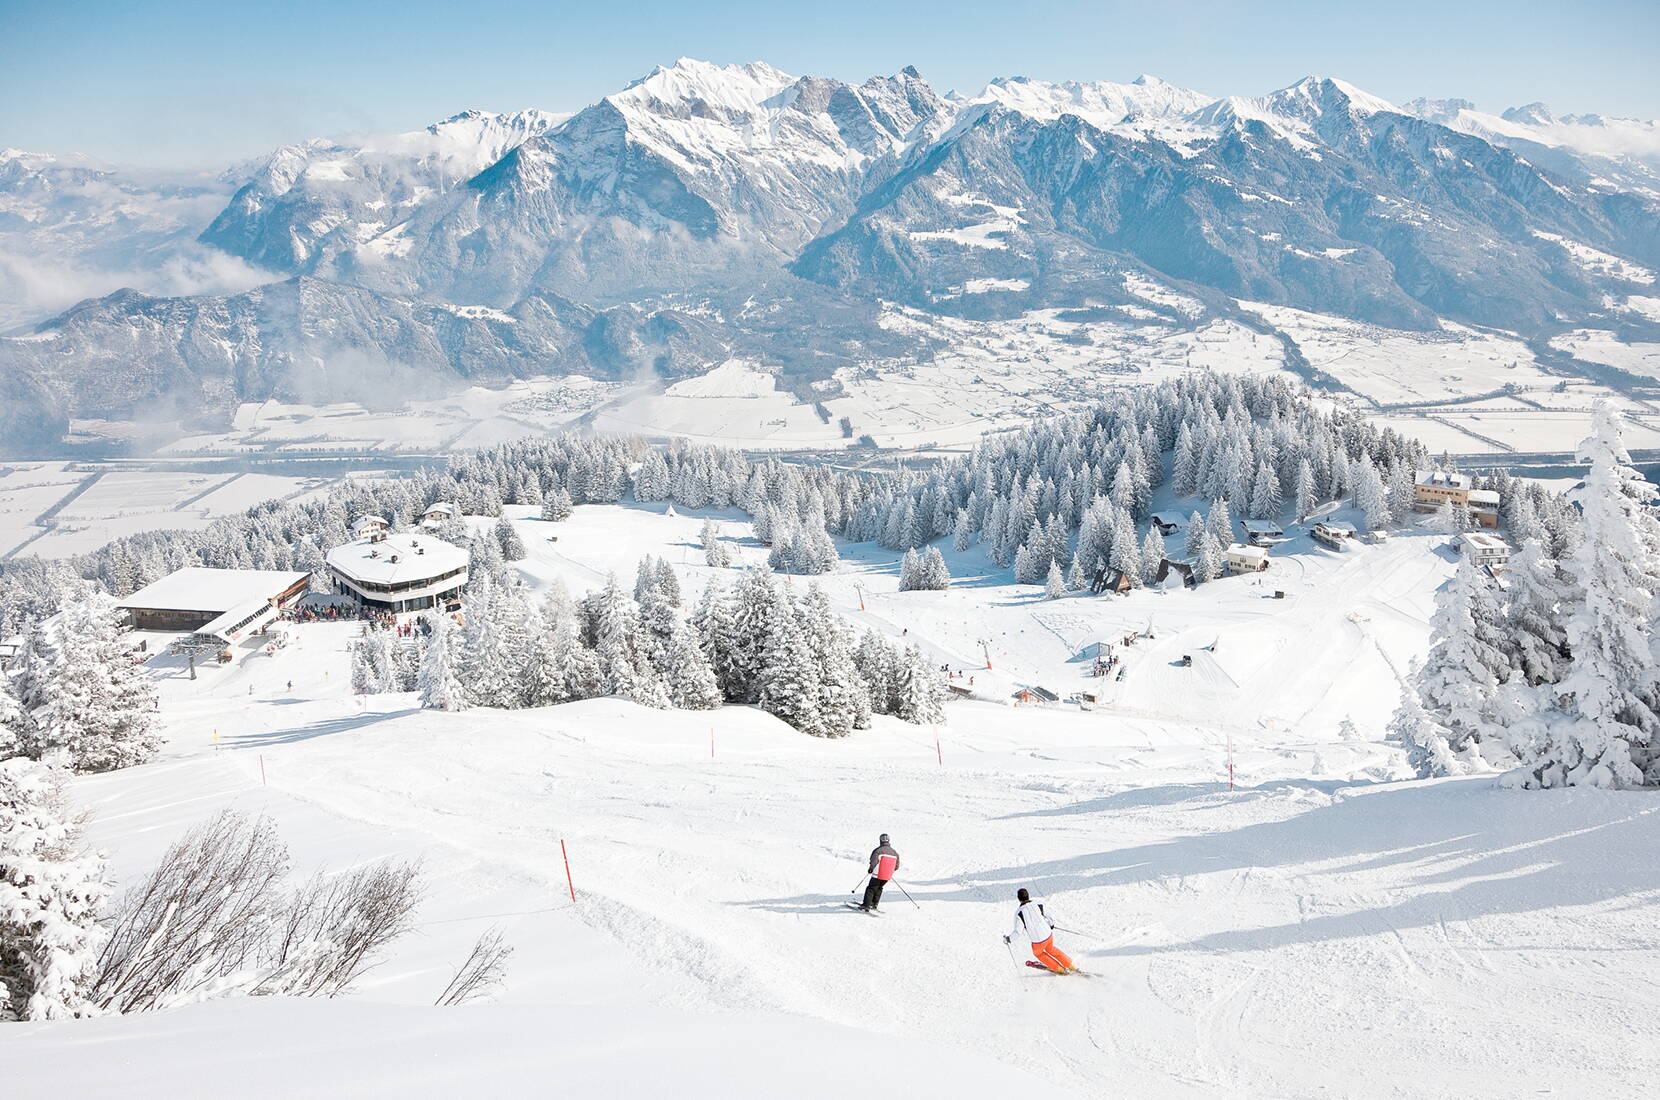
(756, 595, 825, 734)
(654, 559, 682, 607)
(1405, 554, 1511, 776)
(701, 519, 732, 567)
(391, 633, 420, 691)
(663, 619, 722, 710)
(523, 611, 574, 707)
(898, 548, 921, 591)
(952, 508, 972, 552)
(0, 676, 28, 762)
(1388, 663, 1461, 780)
(632, 452, 671, 501)
(24, 591, 159, 773)
(1206, 499, 1234, 548)
(1194, 527, 1224, 584)
(1109, 509, 1141, 586)
(893, 645, 946, 726)
(1044, 560, 1066, 600)
(494, 516, 526, 562)
(1387, 463, 1417, 525)
(1505, 402, 1660, 789)
(800, 586, 866, 737)
(0, 756, 108, 1021)
(857, 629, 898, 713)
(692, 581, 740, 700)
(1173, 423, 1200, 497)
(1504, 539, 1573, 687)
(1354, 456, 1389, 532)
(350, 639, 376, 695)
(1248, 460, 1282, 520)
(726, 566, 781, 703)
(417, 612, 467, 711)
(1294, 458, 1317, 522)
(1140, 528, 1166, 584)
(1184, 511, 1207, 561)
(436, 511, 471, 546)
(540, 485, 573, 522)
(588, 573, 646, 699)
(912, 546, 950, 591)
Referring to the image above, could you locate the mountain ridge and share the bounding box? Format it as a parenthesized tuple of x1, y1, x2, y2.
(3, 59, 1658, 450)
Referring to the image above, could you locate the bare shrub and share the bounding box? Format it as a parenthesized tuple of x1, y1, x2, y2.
(435, 926, 514, 1006)
(93, 811, 287, 1014)
(92, 809, 422, 1013)
(267, 861, 423, 998)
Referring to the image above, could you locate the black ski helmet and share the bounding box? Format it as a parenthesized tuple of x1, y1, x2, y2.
(879, 833, 890, 845)
(1017, 888, 1031, 903)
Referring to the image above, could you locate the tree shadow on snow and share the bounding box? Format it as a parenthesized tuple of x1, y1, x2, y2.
(927, 778, 1660, 952)
(224, 708, 422, 747)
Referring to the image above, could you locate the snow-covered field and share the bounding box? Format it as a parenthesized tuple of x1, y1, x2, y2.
(1238, 302, 1560, 406)
(8, 502, 1660, 1098)
(1552, 329, 1660, 382)
(0, 465, 335, 560)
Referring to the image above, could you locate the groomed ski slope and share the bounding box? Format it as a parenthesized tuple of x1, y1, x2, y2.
(7, 503, 1660, 1098)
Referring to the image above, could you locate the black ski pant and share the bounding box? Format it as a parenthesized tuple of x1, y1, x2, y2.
(862, 877, 888, 910)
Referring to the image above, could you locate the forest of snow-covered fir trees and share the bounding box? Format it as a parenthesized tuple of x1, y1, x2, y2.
(0, 367, 1649, 790)
(1395, 401, 1660, 790)
(356, 558, 946, 739)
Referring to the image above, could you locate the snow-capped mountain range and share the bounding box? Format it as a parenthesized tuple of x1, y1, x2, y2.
(3, 58, 1658, 448)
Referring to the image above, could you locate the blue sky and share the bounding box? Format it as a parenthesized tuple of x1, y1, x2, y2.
(3, 0, 1657, 167)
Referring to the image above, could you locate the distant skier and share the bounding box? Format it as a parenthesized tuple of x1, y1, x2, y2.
(1004, 888, 1076, 973)
(859, 834, 900, 911)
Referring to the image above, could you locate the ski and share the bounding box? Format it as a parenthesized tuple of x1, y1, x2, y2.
(844, 902, 880, 914)
(1025, 960, 1089, 976)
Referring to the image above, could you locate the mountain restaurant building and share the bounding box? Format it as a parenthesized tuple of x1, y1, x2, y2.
(116, 568, 311, 635)
(325, 530, 468, 614)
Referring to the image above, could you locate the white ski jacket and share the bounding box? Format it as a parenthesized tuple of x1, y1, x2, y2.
(1011, 901, 1054, 944)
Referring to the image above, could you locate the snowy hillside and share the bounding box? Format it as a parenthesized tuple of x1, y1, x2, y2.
(6, 500, 1659, 1098)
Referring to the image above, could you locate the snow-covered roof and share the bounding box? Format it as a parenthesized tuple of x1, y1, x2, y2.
(421, 502, 456, 517)
(194, 597, 282, 642)
(1460, 532, 1509, 551)
(326, 532, 467, 586)
(1242, 520, 1284, 534)
(1415, 470, 1473, 491)
(117, 568, 310, 614)
(1151, 511, 1186, 525)
(1315, 520, 1357, 535)
(1468, 489, 1501, 506)
(352, 515, 390, 531)
(1226, 543, 1269, 561)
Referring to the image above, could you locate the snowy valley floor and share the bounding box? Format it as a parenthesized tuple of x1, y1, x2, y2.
(5, 505, 1660, 1097)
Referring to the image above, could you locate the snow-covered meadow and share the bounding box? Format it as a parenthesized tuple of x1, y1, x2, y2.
(7, 499, 1660, 1098)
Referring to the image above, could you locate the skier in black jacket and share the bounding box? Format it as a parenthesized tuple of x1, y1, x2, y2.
(859, 834, 900, 911)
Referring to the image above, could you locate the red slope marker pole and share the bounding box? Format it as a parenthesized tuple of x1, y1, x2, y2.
(1226, 733, 1234, 792)
(259, 754, 267, 787)
(561, 838, 576, 903)
(710, 727, 715, 759)
(935, 727, 943, 766)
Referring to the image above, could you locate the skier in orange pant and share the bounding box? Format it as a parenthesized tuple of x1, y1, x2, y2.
(1004, 888, 1077, 973)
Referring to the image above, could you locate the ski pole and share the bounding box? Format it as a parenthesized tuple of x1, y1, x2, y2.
(1004, 937, 1023, 971)
(892, 881, 921, 910)
(851, 875, 868, 894)
(1050, 925, 1103, 940)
